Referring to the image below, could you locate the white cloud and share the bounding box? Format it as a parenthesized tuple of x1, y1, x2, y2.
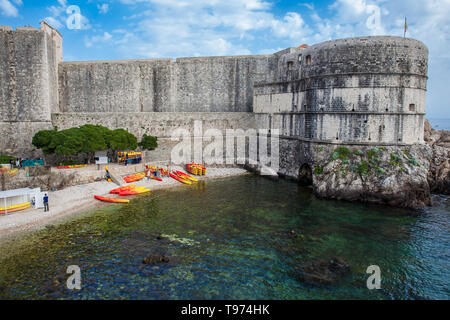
(85, 31, 112, 48)
(0, 0, 22, 17)
(44, 16, 64, 29)
(44, 0, 91, 30)
(112, 0, 312, 58)
(98, 3, 109, 14)
(270, 12, 311, 40)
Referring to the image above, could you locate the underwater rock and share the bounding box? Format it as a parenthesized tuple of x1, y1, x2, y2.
(160, 234, 199, 246)
(294, 257, 350, 286)
(142, 254, 170, 265)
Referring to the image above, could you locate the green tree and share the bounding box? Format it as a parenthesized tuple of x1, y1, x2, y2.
(32, 128, 58, 164)
(110, 129, 138, 151)
(32, 129, 57, 155)
(51, 128, 84, 156)
(139, 134, 158, 150)
(32, 125, 138, 164)
(79, 125, 108, 163)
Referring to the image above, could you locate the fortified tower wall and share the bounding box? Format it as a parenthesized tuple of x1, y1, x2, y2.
(254, 37, 428, 145)
(0, 22, 62, 156)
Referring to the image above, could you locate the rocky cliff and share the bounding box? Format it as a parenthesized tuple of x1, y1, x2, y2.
(311, 144, 432, 209)
(424, 119, 450, 194)
(310, 120, 449, 209)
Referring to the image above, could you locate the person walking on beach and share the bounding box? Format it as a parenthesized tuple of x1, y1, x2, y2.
(43, 193, 49, 212)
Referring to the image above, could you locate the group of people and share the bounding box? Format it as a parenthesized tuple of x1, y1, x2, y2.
(10, 157, 21, 168)
(30, 194, 50, 212)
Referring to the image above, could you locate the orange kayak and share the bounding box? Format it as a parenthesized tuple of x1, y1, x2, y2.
(0, 202, 31, 214)
(119, 188, 151, 196)
(170, 172, 192, 185)
(124, 173, 145, 183)
(94, 195, 130, 203)
(56, 165, 87, 169)
(110, 184, 136, 194)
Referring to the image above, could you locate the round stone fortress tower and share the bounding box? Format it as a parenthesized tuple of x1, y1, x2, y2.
(254, 36, 429, 145)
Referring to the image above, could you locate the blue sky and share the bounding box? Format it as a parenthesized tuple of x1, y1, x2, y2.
(1, 0, 449, 118)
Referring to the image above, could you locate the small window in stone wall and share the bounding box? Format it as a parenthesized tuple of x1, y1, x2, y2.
(409, 104, 415, 112)
(306, 55, 311, 65)
(298, 54, 302, 63)
(287, 61, 294, 70)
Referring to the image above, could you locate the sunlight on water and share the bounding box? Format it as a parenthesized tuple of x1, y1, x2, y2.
(0, 175, 448, 299)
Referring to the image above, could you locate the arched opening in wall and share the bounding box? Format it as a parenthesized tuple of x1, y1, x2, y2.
(298, 164, 313, 186)
(409, 104, 415, 112)
(287, 61, 294, 70)
(306, 55, 311, 65)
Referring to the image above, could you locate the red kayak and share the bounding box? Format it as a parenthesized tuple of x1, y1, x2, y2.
(109, 184, 135, 194)
(119, 188, 151, 196)
(170, 172, 192, 185)
(94, 195, 129, 203)
(175, 170, 198, 182)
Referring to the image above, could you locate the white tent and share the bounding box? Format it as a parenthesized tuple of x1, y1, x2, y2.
(0, 187, 43, 214)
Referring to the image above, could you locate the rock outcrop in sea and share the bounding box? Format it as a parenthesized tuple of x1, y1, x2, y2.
(311, 144, 432, 209)
(310, 119, 450, 209)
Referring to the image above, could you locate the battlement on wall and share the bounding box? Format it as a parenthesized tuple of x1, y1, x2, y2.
(0, 21, 62, 36)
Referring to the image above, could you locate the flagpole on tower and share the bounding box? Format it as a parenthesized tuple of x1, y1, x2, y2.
(404, 17, 407, 38)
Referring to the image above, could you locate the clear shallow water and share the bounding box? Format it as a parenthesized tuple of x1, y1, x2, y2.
(0, 175, 448, 300)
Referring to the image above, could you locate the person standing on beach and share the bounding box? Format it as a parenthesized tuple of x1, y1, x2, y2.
(43, 193, 49, 212)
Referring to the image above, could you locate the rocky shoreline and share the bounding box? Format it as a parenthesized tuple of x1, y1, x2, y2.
(309, 120, 449, 210)
(424, 120, 450, 195)
(0, 167, 249, 240)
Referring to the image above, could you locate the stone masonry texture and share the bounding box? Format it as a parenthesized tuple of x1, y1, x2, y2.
(0, 24, 428, 181)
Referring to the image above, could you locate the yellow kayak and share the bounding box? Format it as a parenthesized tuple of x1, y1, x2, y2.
(119, 188, 151, 196)
(175, 170, 198, 182)
(170, 172, 192, 185)
(0, 202, 30, 214)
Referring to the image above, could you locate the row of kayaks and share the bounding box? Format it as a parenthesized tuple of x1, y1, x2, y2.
(94, 184, 150, 203)
(187, 163, 206, 176)
(123, 170, 198, 184)
(0, 168, 18, 177)
(0, 202, 31, 214)
(56, 164, 88, 169)
(96, 167, 204, 204)
(170, 170, 198, 185)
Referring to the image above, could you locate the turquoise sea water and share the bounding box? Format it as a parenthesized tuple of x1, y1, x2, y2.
(0, 175, 448, 299)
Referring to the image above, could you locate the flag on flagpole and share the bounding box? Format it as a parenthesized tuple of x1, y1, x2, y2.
(404, 17, 407, 37)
